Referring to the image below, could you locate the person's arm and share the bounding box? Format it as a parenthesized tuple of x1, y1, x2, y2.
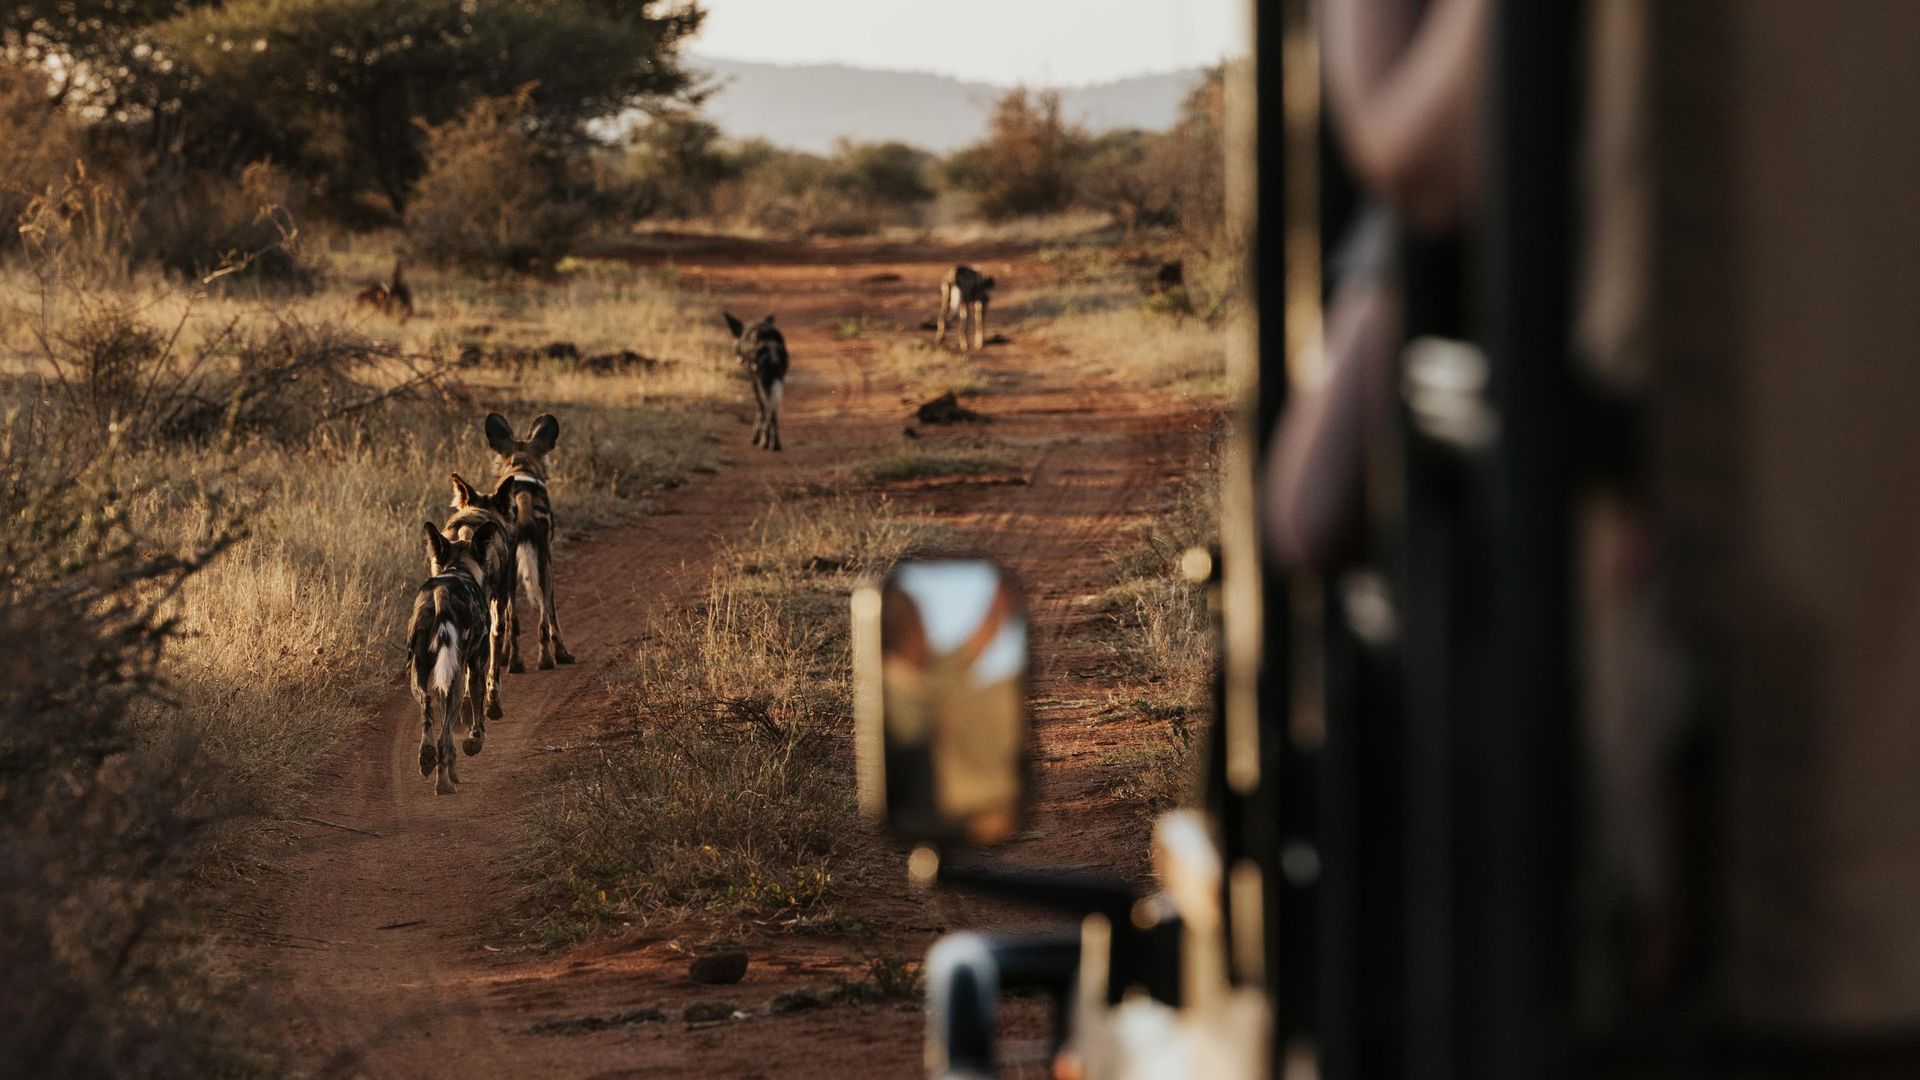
(1265, 273, 1401, 571)
(1322, 0, 1488, 230)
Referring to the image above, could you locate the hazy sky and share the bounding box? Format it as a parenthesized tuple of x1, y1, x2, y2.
(687, 1, 1247, 87)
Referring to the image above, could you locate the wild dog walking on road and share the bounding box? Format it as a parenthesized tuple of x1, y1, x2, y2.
(407, 521, 494, 794)
(724, 312, 789, 451)
(483, 412, 574, 670)
(935, 264, 995, 351)
(448, 472, 519, 726)
(354, 259, 413, 319)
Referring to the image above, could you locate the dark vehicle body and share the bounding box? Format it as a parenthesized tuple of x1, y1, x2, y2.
(862, 3, 1920, 1077)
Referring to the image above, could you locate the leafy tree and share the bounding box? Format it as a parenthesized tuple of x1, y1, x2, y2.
(622, 110, 734, 219)
(149, 0, 702, 212)
(406, 90, 587, 269)
(1165, 66, 1227, 246)
(1078, 128, 1178, 237)
(0, 0, 206, 114)
(831, 140, 935, 206)
(943, 88, 1087, 221)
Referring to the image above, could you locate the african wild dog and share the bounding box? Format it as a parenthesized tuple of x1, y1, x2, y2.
(724, 312, 789, 451)
(449, 472, 519, 724)
(355, 259, 413, 319)
(483, 412, 574, 670)
(408, 521, 494, 794)
(935, 265, 995, 351)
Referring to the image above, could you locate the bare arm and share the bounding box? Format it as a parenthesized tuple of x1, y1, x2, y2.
(1322, 0, 1488, 230)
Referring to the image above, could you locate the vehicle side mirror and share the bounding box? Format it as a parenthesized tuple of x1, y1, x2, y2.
(853, 560, 1029, 846)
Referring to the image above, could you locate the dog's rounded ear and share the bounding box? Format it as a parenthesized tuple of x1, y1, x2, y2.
(528, 413, 560, 455)
(983, 276, 996, 290)
(723, 312, 745, 338)
(450, 472, 478, 507)
(762, 313, 776, 325)
(484, 413, 516, 456)
(488, 473, 516, 503)
(465, 517, 496, 555)
(423, 521, 449, 560)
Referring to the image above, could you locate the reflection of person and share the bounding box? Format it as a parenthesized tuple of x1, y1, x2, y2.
(879, 571, 1025, 843)
(879, 583, 938, 830)
(930, 580, 1023, 843)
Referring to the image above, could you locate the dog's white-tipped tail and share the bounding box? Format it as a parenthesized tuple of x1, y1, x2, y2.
(431, 624, 460, 695)
(768, 378, 784, 415)
(517, 538, 548, 633)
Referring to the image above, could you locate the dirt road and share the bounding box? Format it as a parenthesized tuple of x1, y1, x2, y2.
(231, 239, 1215, 1078)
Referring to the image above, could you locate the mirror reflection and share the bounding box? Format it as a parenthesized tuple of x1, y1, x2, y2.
(855, 559, 1029, 845)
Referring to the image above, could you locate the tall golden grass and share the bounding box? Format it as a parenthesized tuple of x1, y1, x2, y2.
(0, 222, 737, 1071)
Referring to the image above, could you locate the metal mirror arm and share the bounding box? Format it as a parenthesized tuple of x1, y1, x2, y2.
(921, 848, 1186, 1007)
(926, 930, 1082, 1078)
(924, 849, 1136, 921)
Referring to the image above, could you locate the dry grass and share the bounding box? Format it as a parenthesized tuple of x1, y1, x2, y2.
(0, 227, 735, 1068)
(858, 445, 1024, 485)
(524, 498, 945, 942)
(0, 252, 731, 819)
(871, 338, 1019, 401)
(1094, 438, 1220, 811)
(1016, 239, 1232, 398)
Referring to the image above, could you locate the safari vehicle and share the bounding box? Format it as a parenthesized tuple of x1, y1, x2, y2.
(854, 2, 1920, 1078)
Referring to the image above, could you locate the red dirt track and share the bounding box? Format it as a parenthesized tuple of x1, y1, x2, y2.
(227, 238, 1214, 1078)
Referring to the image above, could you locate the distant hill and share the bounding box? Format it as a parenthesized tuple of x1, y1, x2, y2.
(683, 54, 1205, 154)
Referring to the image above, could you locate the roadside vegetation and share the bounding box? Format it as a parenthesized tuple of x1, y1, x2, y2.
(1094, 439, 1221, 811)
(1, 1, 1233, 1059)
(0, 179, 729, 1070)
(524, 499, 945, 942)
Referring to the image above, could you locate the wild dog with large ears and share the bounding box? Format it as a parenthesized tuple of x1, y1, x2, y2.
(483, 412, 574, 670)
(935, 265, 995, 351)
(724, 312, 789, 451)
(408, 521, 493, 794)
(448, 471, 519, 725)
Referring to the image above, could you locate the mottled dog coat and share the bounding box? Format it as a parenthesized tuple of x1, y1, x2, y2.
(448, 472, 519, 725)
(935, 265, 995, 351)
(408, 521, 494, 794)
(724, 312, 789, 451)
(483, 412, 573, 670)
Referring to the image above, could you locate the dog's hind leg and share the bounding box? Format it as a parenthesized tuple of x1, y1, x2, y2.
(484, 597, 506, 719)
(463, 658, 487, 756)
(418, 696, 437, 777)
(543, 547, 574, 665)
(438, 676, 462, 793)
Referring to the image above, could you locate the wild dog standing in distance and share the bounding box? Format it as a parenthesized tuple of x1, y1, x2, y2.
(448, 472, 518, 726)
(935, 264, 995, 351)
(724, 312, 789, 451)
(408, 522, 494, 794)
(355, 259, 413, 318)
(483, 412, 574, 670)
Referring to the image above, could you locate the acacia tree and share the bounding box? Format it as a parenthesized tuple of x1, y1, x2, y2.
(149, 0, 701, 213)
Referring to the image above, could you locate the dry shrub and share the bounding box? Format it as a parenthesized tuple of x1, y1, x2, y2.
(0, 64, 81, 244)
(128, 160, 307, 284)
(407, 92, 588, 271)
(943, 89, 1087, 222)
(0, 424, 271, 1077)
(526, 499, 943, 940)
(36, 302, 453, 450)
(1097, 439, 1220, 810)
(716, 147, 887, 237)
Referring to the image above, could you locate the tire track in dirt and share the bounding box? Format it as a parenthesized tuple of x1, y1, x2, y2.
(229, 238, 1215, 1078)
